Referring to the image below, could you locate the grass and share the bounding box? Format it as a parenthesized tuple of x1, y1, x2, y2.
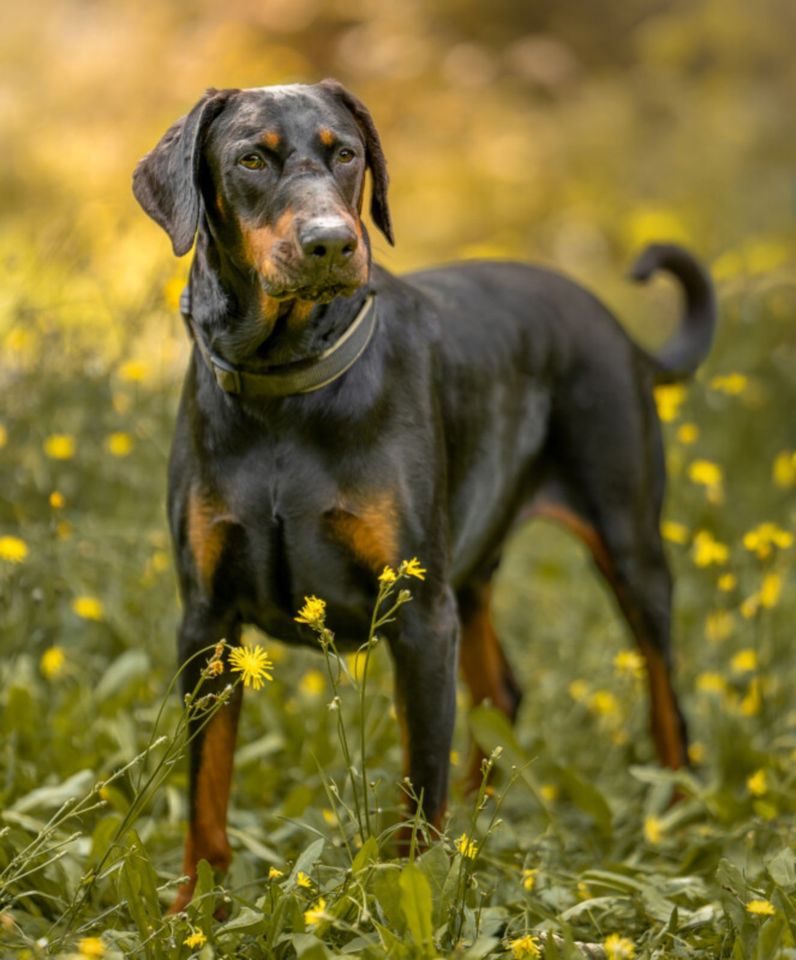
(0, 253, 794, 958)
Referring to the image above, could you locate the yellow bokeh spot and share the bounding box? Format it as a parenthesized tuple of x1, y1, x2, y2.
(643, 816, 662, 844)
(0, 424, 7, 448)
(72, 596, 104, 621)
(688, 742, 705, 764)
(688, 459, 723, 489)
(705, 610, 734, 643)
(568, 679, 589, 702)
(731, 648, 757, 674)
(0, 535, 28, 564)
(117, 360, 150, 382)
(696, 672, 727, 694)
(613, 650, 645, 680)
(746, 769, 767, 796)
(654, 383, 686, 423)
(300, 669, 326, 696)
(772, 450, 796, 489)
(717, 573, 736, 593)
(676, 422, 699, 445)
(49, 491, 65, 509)
(692, 530, 728, 567)
(106, 432, 134, 457)
(44, 433, 76, 460)
(759, 571, 782, 609)
(590, 689, 620, 717)
(40, 646, 66, 679)
(709, 373, 748, 395)
(627, 207, 689, 249)
(661, 520, 689, 545)
(603, 932, 636, 959)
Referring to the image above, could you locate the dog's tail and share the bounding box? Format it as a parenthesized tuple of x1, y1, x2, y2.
(629, 243, 717, 383)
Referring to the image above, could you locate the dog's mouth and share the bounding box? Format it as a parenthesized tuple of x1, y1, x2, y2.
(262, 278, 362, 304)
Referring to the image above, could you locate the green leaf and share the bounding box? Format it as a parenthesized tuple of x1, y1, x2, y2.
(558, 766, 612, 837)
(468, 706, 544, 800)
(219, 905, 267, 935)
(95, 649, 150, 701)
(765, 847, 796, 888)
(352, 835, 379, 874)
(372, 866, 405, 931)
(12, 769, 94, 814)
(288, 837, 325, 888)
(399, 861, 434, 954)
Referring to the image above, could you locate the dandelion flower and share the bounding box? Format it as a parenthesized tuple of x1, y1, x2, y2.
(644, 816, 663, 844)
(747, 769, 767, 796)
(654, 383, 686, 422)
(44, 433, 75, 460)
(229, 644, 273, 690)
(731, 649, 757, 674)
(268, 866, 284, 880)
(604, 933, 636, 959)
(746, 899, 775, 916)
(522, 868, 537, 891)
(296, 871, 313, 888)
(49, 491, 65, 509)
(77, 938, 105, 958)
(661, 520, 689, 544)
(295, 595, 327, 628)
(378, 565, 397, 584)
(688, 460, 723, 502)
(509, 934, 541, 958)
(183, 930, 207, 948)
(455, 833, 477, 859)
(40, 646, 66, 679)
(72, 596, 104, 621)
(106, 432, 134, 457)
(304, 897, 327, 927)
(401, 557, 426, 580)
(0, 535, 28, 564)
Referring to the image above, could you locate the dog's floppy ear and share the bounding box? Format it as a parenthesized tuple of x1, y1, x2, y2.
(132, 88, 236, 256)
(320, 79, 394, 246)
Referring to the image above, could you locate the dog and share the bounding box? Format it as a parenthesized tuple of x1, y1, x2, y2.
(132, 80, 716, 910)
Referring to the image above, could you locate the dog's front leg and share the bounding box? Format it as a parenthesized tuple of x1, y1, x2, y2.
(170, 607, 242, 914)
(390, 586, 459, 841)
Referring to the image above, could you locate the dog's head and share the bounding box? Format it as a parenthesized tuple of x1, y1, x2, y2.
(133, 81, 393, 315)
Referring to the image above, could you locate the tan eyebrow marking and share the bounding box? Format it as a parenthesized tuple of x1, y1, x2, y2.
(318, 127, 335, 146)
(261, 130, 280, 148)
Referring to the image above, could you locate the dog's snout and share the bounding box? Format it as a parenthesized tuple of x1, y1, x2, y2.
(298, 218, 358, 267)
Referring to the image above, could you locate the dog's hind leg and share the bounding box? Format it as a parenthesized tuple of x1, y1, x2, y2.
(457, 579, 523, 792)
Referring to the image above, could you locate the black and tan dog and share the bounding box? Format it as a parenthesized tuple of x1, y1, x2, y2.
(133, 80, 716, 910)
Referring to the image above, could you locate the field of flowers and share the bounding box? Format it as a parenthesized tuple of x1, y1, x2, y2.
(1, 1, 795, 957)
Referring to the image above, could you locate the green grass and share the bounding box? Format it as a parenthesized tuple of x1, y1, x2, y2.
(1, 262, 795, 958)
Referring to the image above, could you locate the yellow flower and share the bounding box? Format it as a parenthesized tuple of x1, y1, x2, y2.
(539, 784, 558, 803)
(759, 572, 782, 609)
(378, 565, 397, 584)
(78, 938, 105, 957)
(49, 491, 65, 509)
(0, 423, 6, 448)
(691, 530, 728, 567)
(688, 460, 724, 502)
(106, 432, 134, 457)
(688, 742, 705, 764)
(743, 522, 793, 559)
(296, 871, 313, 888)
(44, 433, 76, 460)
(455, 833, 477, 859)
(709, 373, 748, 395)
(72, 596, 104, 621)
(747, 769, 767, 796)
(740, 595, 760, 620)
(676, 422, 699, 445)
(705, 610, 734, 643)
(590, 690, 620, 717)
(183, 931, 207, 949)
(304, 897, 327, 927)
(604, 933, 636, 959)
(696, 672, 727, 695)
(401, 557, 427, 580)
(322, 808, 337, 825)
(717, 572, 736, 592)
(654, 383, 686, 423)
(229, 644, 274, 690)
(0, 535, 28, 564)
(644, 816, 663, 844)
(299, 669, 326, 696)
(118, 360, 149, 382)
(661, 520, 689, 545)
(569, 679, 589, 702)
(740, 678, 762, 717)
(509, 934, 541, 959)
(522, 868, 537, 891)
(268, 866, 284, 880)
(450, 749, 460, 766)
(772, 450, 796, 489)
(613, 650, 645, 680)
(295, 595, 327, 628)
(746, 899, 775, 916)
(731, 649, 757, 674)
(40, 646, 66, 679)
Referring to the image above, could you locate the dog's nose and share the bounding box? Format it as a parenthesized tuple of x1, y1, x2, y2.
(298, 218, 358, 267)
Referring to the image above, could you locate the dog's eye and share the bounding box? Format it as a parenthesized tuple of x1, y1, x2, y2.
(336, 148, 356, 164)
(239, 154, 266, 170)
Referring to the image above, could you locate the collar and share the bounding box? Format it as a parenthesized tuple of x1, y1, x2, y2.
(180, 290, 377, 397)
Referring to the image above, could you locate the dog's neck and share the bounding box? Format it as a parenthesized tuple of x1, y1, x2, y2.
(188, 230, 370, 369)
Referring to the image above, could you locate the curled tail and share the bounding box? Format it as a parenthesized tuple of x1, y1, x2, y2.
(630, 243, 717, 383)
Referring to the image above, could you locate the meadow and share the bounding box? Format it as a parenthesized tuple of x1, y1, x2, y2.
(1, 1, 795, 956)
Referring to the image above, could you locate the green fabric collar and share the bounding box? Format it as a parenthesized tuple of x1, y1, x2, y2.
(182, 292, 377, 397)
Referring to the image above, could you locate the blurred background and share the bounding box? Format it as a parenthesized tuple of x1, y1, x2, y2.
(1, 1, 795, 949)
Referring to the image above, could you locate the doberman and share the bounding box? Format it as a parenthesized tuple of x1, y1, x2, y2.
(133, 80, 716, 910)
